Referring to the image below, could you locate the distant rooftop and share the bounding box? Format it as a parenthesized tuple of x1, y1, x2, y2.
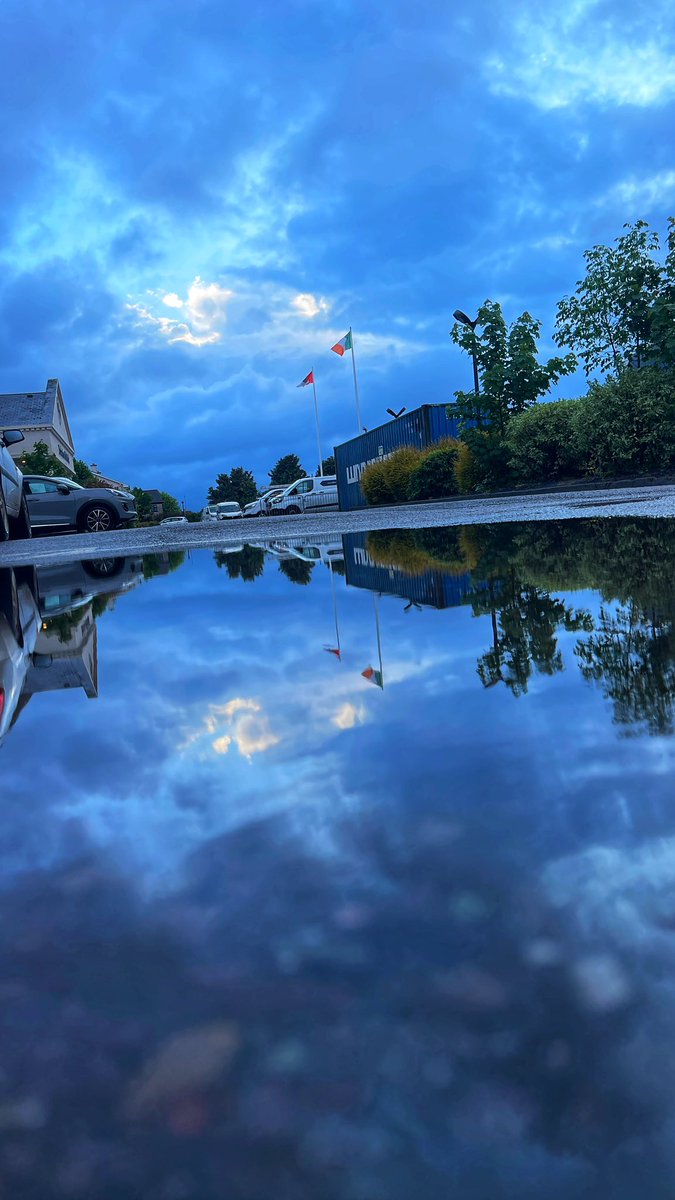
(0, 378, 63, 428)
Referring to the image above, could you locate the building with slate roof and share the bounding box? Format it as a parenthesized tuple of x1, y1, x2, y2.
(0, 378, 75, 472)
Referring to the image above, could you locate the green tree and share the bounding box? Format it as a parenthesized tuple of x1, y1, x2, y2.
(208, 473, 235, 504)
(214, 545, 265, 581)
(228, 467, 257, 507)
(73, 458, 96, 486)
(555, 220, 663, 375)
(132, 487, 153, 522)
(650, 216, 675, 367)
(269, 454, 304, 486)
(278, 557, 314, 585)
(160, 492, 181, 517)
(576, 602, 675, 736)
(18, 440, 68, 477)
(451, 301, 576, 437)
(316, 455, 335, 476)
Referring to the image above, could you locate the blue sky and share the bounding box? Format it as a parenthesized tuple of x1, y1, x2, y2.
(1, 0, 674, 507)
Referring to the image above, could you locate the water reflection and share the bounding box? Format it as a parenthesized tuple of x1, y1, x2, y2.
(2, 523, 675, 1196)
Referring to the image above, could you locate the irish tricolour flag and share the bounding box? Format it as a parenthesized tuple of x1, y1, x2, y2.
(331, 330, 353, 356)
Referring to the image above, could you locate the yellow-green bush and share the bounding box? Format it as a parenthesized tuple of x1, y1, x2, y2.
(407, 445, 460, 500)
(453, 440, 479, 493)
(360, 459, 394, 505)
(361, 446, 424, 505)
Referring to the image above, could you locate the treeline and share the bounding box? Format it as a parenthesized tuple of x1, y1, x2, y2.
(361, 217, 675, 501)
(208, 454, 335, 506)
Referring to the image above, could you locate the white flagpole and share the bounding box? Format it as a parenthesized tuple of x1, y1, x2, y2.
(349, 327, 363, 433)
(373, 591, 384, 690)
(329, 560, 341, 658)
(312, 376, 324, 476)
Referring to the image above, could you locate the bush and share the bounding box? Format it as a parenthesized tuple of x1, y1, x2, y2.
(360, 460, 395, 505)
(461, 428, 513, 490)
(407, 445, 459, 500)
(506, 399, 584, 484)
(573, 367, 675, 477)
(361, 446, 424, 506)
(453, 441, 479, 493)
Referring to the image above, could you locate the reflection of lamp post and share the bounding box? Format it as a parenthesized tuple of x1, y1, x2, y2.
(453, 309, 480, 401)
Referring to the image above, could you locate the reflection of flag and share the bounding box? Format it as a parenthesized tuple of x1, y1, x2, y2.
(362, 665, 383, 689)
(331, 331, 353, 356)
(324, 646, 341, 660)
(297, 370, 314, 387)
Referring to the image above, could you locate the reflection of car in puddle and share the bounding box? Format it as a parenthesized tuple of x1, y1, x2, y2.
(0, 569, 40, 745)
(265, 541, 344, 566)
(36, 557, 144, 617)
(1, 556, 145, 746)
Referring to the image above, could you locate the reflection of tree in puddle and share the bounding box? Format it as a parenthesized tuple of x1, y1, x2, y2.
(368, 519, 675, 733)
(214, 545, 265, 581)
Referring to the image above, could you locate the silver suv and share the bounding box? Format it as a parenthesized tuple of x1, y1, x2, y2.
(23, 475, 138, 533)
(0, 430, 31, 541)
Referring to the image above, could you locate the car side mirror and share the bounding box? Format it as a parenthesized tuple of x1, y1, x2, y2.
(57, 483, 70, 494)
(2, 429, 24, 446)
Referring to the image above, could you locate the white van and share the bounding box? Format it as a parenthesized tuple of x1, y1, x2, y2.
(215, 501, 243, 520)
(268, 476, 339, 516)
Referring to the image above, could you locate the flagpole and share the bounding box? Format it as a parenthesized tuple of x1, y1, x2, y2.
(349, 327, 363, 433)
(373, 591, 384, 690)
(329, 560, 341, 658)
(311, 376, 324, 477)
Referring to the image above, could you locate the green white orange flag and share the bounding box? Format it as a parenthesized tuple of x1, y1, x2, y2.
(297, 370, 314, 387)
(362, 665, 383, 689)
(331, 331, 353, 356)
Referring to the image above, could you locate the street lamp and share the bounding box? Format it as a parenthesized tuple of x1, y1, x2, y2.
(452, 309, 480, 400)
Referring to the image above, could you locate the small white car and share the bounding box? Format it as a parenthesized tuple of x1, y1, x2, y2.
(243, 488, 284, 518)
(160, 515, 188, 525)
(215, 501, 242, 520)
(268, 476, 339, 516)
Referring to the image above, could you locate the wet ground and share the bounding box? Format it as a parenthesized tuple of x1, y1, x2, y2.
(2, 516, 675, 1197)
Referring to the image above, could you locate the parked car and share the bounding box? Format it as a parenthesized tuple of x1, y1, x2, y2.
(268, 476, 339, 516)
(23, 475, 138, 533)
(0, 567, 40, 745)
(215, 501, 242, 520)
(160, 515, 188, 526)
(35, 557, 144, 618)
(51, 476, 135, 502)
(243, 487, 285, 517)
(0, 429, 31, 541)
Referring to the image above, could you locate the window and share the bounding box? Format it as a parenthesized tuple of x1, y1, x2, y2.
(296, 479, 312, 494)
(27, 480, 59, 494)
(321, 479, 336, 487)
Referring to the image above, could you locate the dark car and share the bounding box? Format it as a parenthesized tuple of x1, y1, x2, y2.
(23, 475, 137, 533)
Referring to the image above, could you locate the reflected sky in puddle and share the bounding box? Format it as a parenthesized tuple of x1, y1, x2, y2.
(3, 520, 675, 1198)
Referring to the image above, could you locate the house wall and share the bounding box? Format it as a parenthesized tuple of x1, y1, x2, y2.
(9, 427, 75, 472)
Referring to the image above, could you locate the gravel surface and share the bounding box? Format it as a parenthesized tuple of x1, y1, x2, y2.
(2, 483, 675, 567)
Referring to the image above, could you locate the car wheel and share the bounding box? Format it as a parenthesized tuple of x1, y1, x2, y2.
(284, 505, 300, 515)
(8, 494, 31, 541)
(0, 487, 9, 542)
(82, 557, 124, 579)
(0, 569, 22, 645)
(79, 504, 117, 533)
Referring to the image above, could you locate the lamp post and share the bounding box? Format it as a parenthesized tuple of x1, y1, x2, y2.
(452, 309, 480, 401)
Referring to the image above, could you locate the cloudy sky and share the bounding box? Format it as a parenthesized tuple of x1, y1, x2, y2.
(1, 0, 674, 506)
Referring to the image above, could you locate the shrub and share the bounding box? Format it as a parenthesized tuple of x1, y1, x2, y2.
(454, 441, 479, 493)
(506, 399, 584, 484)
(384, 446, 425, 500)
(461, 428, 513, 490)
(360, 460, 395, 505)
(573, 367, 675, 476)
(407, 445, 459, 500)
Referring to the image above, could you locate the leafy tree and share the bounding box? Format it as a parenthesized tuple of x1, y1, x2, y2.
(650, 216, 675, 367)
(554, 220, 663, 375)
(316, 455, 335, 476)
(160, 492, 181, 517)
(18, 440, 67, 477)
(576, 602, 675, 736)
(278, 557, 314, 585)
(451, 301, 576, 436)
(269, 454, 304, 486)
(228, 467, 257, 507)
(214, 545, 265, 581)
(132, 487, 153, 522)
(208, 467, 257, 507)
(73, 458, 97, 486)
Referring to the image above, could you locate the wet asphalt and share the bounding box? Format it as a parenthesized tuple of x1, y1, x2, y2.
(1, 483, 675, 568)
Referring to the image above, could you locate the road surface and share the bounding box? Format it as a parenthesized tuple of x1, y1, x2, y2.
(1, 483, 675, 567)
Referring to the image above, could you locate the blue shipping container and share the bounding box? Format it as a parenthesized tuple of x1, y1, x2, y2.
(334, 404, 463, 511)
(342, 532, 475, 610)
